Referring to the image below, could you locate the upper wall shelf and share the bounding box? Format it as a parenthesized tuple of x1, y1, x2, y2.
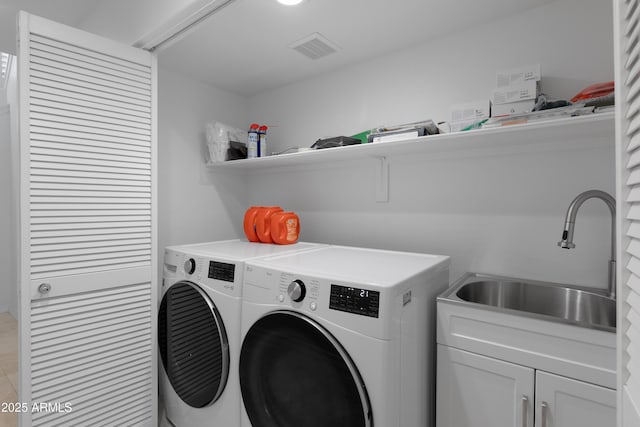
(206, 112, 615, 172)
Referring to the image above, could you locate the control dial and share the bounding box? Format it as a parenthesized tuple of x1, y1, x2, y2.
(287, 279, 307, 303)
(184, 258, 196, 275)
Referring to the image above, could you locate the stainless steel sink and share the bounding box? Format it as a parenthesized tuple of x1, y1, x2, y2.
(439, 273, 616, 332)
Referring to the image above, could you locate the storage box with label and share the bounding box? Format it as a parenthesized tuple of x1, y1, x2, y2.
(492, 80, 540, 105)
(450, 100, 491, 122)
(492, 99, 536, 116)
(449, 100, 491, 132)
(496, 64, 541, 87)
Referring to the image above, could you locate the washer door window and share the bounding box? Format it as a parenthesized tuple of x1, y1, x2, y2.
(239, 311, 372, 427)
(158, 281, 229, 408)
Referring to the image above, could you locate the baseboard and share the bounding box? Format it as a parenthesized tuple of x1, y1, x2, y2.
(624, 388, 640, 427)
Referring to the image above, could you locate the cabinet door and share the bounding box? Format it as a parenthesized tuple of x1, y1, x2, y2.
(534, 371, 615, 427)
(18, 12, 157, 426)
(436, 345, 534, 427)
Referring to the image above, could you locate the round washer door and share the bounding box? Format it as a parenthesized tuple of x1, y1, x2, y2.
(158, 281, 229, 408)
(239, 311, 372, 427)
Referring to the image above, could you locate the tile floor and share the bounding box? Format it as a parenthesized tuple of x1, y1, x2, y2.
(0, 312, 18, 427)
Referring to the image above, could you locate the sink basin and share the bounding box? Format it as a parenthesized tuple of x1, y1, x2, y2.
(440, 274, 616, 332)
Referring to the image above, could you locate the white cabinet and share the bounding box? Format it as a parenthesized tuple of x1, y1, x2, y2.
(437, 345, 615, 427)
(535, 371, 616, 427)
(437, 345, 534, 427)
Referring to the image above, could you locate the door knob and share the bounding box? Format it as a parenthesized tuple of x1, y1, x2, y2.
(38, 283, 51, 294)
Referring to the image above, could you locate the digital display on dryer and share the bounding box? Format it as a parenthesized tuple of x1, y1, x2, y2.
(329, 284, 379, 318)
(208, 261, 235, 283)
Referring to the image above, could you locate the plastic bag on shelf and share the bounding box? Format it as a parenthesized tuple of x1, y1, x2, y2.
(206, 122, 247, 163)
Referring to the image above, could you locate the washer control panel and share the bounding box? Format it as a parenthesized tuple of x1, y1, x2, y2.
(244, 265, 389, 338)
(273, 273, 380, 318)
(329, 284, 380, 318)
(277, 274, 320, 310)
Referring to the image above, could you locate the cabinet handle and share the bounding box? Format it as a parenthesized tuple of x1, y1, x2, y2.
(541, 402, 548, 427)
(521, 395, 528, 427)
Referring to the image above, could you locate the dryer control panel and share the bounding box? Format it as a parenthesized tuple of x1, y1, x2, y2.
(163, 248, 242, 297)
(208, 261, 235, 283)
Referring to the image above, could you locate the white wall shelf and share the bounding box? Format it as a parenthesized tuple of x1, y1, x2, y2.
(206, 112, 615, 172)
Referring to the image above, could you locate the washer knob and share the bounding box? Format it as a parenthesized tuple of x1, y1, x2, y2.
(184, 258, 196, 275)
(287, 279, 306, 303)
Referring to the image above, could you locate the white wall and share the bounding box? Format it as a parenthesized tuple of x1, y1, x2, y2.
(158, 67, 248, 270)
(242, 0, 615, 289)
(0, 105, 10, 313)
(245, 144, 614, 288)
(248, 0, 613, 154)
(2, 59, 18, 318)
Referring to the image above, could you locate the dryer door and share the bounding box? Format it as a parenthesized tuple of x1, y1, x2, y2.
(239, 311, 372, 427)
(158, 281, 229, 408)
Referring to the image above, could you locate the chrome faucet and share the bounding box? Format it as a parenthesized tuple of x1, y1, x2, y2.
(558, 190, 616, 299)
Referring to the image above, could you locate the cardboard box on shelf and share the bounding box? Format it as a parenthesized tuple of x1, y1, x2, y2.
(496, 64, 541, 87)
(450, 100, 490, 123)
(492, 80, 540, 105)
(491, 99, 536, 117)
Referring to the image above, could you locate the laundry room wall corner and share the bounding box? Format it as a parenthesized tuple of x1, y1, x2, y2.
(158, 67, 249, 280)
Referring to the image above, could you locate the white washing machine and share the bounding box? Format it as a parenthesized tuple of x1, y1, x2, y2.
(159, 239, 324, 427)
(238, 245, 450, 427)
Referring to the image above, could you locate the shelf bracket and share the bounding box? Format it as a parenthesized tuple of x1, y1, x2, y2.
(375, 156, 389, 203)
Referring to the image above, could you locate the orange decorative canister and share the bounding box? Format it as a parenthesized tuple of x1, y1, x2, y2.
(255, 206, 284, 243)
(270, 212, 300, 245)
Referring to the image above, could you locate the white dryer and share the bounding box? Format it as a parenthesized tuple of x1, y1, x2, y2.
(159, 239, 323, 427)
(239, 245, 450, 427)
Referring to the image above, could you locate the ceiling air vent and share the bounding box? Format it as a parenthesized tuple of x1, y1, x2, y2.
(289, 32, 340, 60)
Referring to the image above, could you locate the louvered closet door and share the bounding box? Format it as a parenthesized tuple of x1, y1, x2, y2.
(17, 12, 157, 427)
(617, 0, 640, 425)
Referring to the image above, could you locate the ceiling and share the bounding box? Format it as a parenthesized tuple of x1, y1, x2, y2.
(0, 0, 556, 97)
(158, 0, 556, 97)
(0, 0, 102, 55)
